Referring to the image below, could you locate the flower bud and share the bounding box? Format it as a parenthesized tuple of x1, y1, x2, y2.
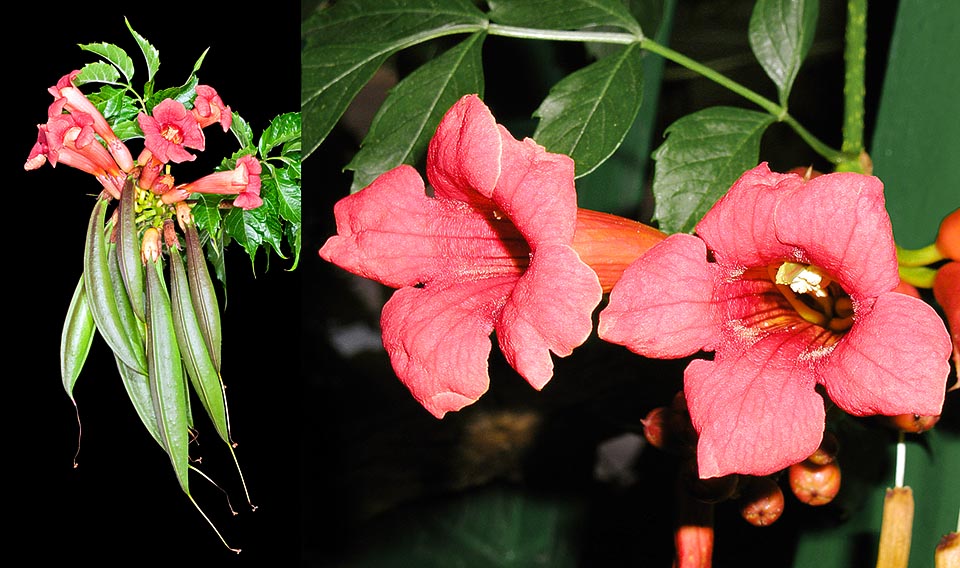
(806, 431, 840, 466)
(788, 459, 841, 506)
(738, 476, 785, 527)
(141, 227, 161, 265)
(880, 413, 941, 433)
(640, 395, 697, 457)
(936, 208, 959, 261)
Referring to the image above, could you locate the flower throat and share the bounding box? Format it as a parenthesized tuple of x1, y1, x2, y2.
(768, 261, 854, 332)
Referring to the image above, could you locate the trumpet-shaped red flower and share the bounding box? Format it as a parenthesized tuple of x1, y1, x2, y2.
(25, 112, 127, 198)
(137, 98, 205, 164)
(176, 154, 262, 210)
(599, 163, 951, 478)
(47, 71, 134, 173)
(320, 94, 602, 418)
(192, 85, 232, 132)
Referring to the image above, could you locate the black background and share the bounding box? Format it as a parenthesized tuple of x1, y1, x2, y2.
(10, 4, 301, 563)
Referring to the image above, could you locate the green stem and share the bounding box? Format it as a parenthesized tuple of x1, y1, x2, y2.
(485, 25, 851, 165)
(896, 243, 945, 267)
(842, 0, 868, 158)
(899, 265, 938, 289)
(639, 39, 850, 165)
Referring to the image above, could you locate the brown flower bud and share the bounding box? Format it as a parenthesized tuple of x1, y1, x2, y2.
(738, 476, 785, 527)
(881, 414, 941, 433)
(789, 459, 841, 506)
(806, 431, 840, 466)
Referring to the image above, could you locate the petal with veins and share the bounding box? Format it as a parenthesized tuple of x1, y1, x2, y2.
(599, 233, 718, 358)
(821, 292, 950, 416)
(686, 333, 825, 478)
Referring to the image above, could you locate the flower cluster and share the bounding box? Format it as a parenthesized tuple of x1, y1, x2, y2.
(321, 94, 952, 477)
(25, 71, 261, 211)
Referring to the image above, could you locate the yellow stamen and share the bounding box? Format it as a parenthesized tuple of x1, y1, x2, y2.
(767, 264, 828, 326)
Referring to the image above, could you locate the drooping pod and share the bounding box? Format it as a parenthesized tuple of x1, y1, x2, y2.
(113, 354, 162, 447)
(168, 244, 232, 445)
(83, 196, 147, 374)
(117, 178, 146, 322)
(183, 218, 222, 373)
(60, 276, 96, 401)
(144, 250, 192, 495)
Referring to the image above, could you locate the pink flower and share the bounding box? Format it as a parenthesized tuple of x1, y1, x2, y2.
(320, 94, 603, 418)
(26, 112, 126, 198)
(599, 163, 951, 478)
(191, 85, 232, 132)
(137, 98, 205, 164)
(48, 71, 135, 173)
(176, 154, 262, 210)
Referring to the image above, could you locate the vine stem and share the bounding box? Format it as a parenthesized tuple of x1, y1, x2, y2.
(485, 24, 851, 165)
(842, 0, 868, 158)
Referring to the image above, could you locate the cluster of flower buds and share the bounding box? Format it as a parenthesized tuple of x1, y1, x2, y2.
(642, 392, 845, 528)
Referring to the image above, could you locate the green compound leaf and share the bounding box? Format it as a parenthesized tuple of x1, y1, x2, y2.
(259, 111, 302, 159)
(748, 0, 819, 107)
(651, 106, 775, 234)
(488, 0, 642, 35)
(78, 41, 135, 82)
(75, 61, 122, 86)
(346, 32, 486, 193)
(533, 43, 644, 178)
(125, 16, 160, 84)
(301, 0, 487, 160)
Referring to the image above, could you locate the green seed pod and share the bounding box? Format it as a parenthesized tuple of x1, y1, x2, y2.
(169, 245, 232, 445)
(183, 221, 222, 372)
(117, 178, 146, 322)
(60, 275, 96, 401)
(145, 254, 191, 495)
(83, 196, 147, 374)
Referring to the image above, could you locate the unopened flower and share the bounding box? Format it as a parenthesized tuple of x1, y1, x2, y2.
(936, 208, 959, 261)
(933, 260, 960, 388)
(192, 85, 232, 132)
(47, 71, 134, 172)
(176, 154, 262, 210)
(141, 227, 161, 264)
(137, 98, 205, 163)
(320, 94, 602, 418)
(599, 163, 951, 478)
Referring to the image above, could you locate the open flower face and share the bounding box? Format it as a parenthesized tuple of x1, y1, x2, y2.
(320, 94, 602, 418)
(137, 98, 206, 164)
(599, 163, 951, 478)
